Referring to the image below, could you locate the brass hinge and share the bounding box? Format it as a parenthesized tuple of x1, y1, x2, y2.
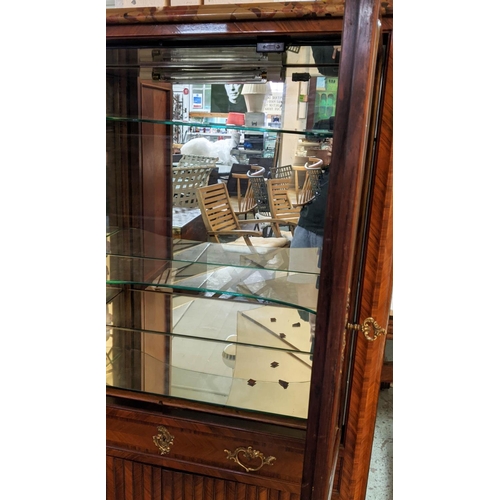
(347, 317, 387, 342)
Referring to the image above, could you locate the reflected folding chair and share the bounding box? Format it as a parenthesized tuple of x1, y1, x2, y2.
(196, 183, 293, 248)
(267, 177, 301, 220)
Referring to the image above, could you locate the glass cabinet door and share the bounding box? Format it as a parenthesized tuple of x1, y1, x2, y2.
(106, 39, 341, 420)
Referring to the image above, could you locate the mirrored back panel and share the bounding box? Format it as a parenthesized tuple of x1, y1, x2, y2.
(106, 38, 341, 419)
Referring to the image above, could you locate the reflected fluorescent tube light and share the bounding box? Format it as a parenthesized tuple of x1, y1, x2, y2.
(152, 68, 268, 84)
(150, 47, 277, 64)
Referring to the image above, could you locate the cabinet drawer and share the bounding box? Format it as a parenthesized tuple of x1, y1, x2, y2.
(107, 404, 305, 491)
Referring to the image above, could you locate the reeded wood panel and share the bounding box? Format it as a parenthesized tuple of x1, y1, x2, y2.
(107, 456, 301, 500)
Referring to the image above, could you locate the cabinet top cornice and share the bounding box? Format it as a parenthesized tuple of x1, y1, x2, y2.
(106, 1, 393, 25)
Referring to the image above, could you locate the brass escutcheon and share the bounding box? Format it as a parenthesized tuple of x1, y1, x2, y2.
(224, 446, 276, 472)
(153, 425, 174, 455)
(347, 317, 387, 342)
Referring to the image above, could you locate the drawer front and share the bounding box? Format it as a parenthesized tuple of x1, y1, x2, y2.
(107, 405, 305, 490)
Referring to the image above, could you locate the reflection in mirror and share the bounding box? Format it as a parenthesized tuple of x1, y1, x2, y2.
(106, 40, 339, 419)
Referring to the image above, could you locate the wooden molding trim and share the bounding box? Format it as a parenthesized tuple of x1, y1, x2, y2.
(106, 1, 393, 25)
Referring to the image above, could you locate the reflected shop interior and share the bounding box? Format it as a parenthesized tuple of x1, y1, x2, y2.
(106, 40, 341, 419)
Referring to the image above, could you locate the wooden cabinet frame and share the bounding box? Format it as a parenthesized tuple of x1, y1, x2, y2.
(106, 2, 393, 499)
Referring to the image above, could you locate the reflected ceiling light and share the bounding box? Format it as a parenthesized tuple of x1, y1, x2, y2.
(145, 47, 283, 82)
(149, 47, 280, 64)
(143, 47, 283, 77)
(152, 68, 271, 84)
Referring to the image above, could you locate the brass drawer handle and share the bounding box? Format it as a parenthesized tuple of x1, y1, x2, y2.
(153, 425, 174, 455)
(224, 446, 276, 472)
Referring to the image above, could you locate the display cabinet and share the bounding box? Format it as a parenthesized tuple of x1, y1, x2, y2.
(106, 1, 393, 499)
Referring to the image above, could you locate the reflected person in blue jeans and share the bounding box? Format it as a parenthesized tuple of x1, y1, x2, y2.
(290, 166, 330, 260)
(289, 167, 330, 357)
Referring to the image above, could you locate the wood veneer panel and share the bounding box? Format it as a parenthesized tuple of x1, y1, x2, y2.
(106, 389, 308, 431)
(106, 52, 141, 231)
(107, 18, 344, 42)
(107, 455, 117, 500)
(107, 438, 304, 498)
(107, 455, 303, 499)
(162, 469, 173, 499)
(138, 80, 171, 244)
(338, 31, 393, 500)
(106, 17, 391, 44)
(214, 479, 225, 500)
(194, 475, 205, 499)
(106, 1, 393, 25)
(107, 404, 304, 492)
(380, 361, 393, 384)
(387, 314, 393, 338)
(300, 0, 383, 499)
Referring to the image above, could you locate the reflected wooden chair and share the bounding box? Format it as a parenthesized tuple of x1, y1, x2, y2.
(295, 157, 324, 206)
(172, 155, 218, 208)
(267, 177, 301, 224)
(245, 170, 297, 241)
(269, 164, 293, 180)
(196, 182, 292, 248)
(246, 167, 271, 218)
(228, 165, 263, 218)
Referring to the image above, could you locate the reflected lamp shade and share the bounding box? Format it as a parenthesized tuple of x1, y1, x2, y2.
(241, 83, 271, 112)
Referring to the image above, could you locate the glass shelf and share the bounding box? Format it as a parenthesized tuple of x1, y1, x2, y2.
(107, 253, 319, 314)
(108, 288, 313, 352)
(106, 116, 333, 139)
(107, 228, 322, 277)
(106, 287, 122, 304)
(106, 324, 312, 419)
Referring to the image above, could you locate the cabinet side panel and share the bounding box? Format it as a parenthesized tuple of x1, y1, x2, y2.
(301, 1, 383, 498)
(339, 32, 393, 500)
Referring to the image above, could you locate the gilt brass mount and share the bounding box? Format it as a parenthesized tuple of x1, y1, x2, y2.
(347, 317, 387, 342)
(224, 446, 276, 472)
(153, 425, 174, 455)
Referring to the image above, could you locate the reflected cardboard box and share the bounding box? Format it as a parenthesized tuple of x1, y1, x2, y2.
(115, 0, 168, 6)
(171, 0, 202, 4)
(203, 0, 277, 4)
(203, 0, 311, 3)
(113, 0, 310, 6)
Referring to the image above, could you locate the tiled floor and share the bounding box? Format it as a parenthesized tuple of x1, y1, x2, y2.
(366, 386, 393, 499)
(366, 335, 393, 499)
